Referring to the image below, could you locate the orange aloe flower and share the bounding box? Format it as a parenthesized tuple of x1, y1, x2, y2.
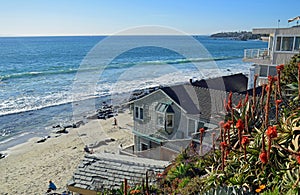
(267, 75, 273, 82)
(266, 126, 277, 139)
(223, 122, 231, 130)
(236, 119, 244, 131)
(241, 136, 249, 145)
(265, 85, 269, 92)
(276, 64, 284, 71)
(259, 152, 268, 164)
(199, 128, 205, 134)
(220, 141, 227, 149)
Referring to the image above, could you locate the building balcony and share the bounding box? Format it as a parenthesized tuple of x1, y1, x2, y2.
(243, 48, 272, 65)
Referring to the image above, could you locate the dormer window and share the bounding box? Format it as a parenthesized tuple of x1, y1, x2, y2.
(166, 114, 174, 128)
(155, 102, 174, 134)
(134, 106, 144, 120)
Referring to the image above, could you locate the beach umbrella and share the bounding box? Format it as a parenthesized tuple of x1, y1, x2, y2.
(288, 16, 300, 23)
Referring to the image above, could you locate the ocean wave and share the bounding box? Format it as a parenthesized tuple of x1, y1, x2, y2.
(0, 62, 249, 117)
(107, 56, 242, 69)
(0, 92, 99, 117)
(0, 56, 242, 81)
(0, 69, 79, 81)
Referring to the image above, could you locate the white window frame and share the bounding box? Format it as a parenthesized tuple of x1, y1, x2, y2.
(139, 107, 144, 120)
(135, 106, 139, 119)
(294, 36, 300, 51)
(275, 35, 300, 53)
(134, 106, 144, 121)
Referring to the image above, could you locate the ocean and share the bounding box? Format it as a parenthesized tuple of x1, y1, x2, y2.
(0, 35, 267, 151)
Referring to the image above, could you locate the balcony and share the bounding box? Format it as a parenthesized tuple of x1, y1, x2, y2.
(243, 48, 272, 65)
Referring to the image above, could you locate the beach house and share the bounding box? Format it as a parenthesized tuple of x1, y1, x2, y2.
(243, 18, 300, 85)
(67, 74, 254, 194)
(131, 75, 247, 154)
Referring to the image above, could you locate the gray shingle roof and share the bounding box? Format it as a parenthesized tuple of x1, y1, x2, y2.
(191, 73, 248, 92)
(68, 153, 169, 191)
(161, 84, 245, 121)
(161, 85, 201, 114)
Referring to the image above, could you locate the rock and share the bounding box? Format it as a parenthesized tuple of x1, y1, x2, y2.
(52, 124, 61, 128)
(63, 124, 73, 129)
(56, 128, 68, 134)
(0, 153, 5, 159)
(37, 137, 47, 143)
(73, 120, 84, 128)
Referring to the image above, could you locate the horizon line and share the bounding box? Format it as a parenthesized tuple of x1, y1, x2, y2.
(0, 33, 211, 38)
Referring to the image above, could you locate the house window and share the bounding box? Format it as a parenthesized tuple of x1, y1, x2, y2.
(134, 106, 144, 120)
(157, 113, 164, 127)
(259, 65, 268, 77)
(141, 143, 148, 151)
(282, 37, 294, 51)
(135, 107, 139, 118)
(166, 114, 174, 128)
(294, 37, 300, 51)
(188, 119, 196, 136)
(276, 37, 281, 51)
(140, 108, 144, 120)
(275, 36, 300, 52)
(268, 66, 277, 76)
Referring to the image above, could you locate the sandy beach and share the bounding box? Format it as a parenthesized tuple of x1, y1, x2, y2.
(0, 110, 133, 194)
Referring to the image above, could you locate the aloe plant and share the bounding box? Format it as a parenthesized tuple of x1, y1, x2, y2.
(156, 54, 300, 194)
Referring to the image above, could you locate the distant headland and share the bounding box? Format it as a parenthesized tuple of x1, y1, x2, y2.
(210, 31, 265, 41)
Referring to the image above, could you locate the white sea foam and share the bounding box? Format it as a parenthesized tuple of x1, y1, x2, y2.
(0, 132, 31, 145)
(0, 62, 250, 117)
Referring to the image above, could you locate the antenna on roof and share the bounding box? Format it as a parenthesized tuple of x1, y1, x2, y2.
(277, 19, 280, 28)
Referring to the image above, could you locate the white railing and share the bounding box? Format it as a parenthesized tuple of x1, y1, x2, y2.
(244, 48, 269, 59)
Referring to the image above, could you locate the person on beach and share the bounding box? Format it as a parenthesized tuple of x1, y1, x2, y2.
(47, 180, 57, 192)
(113, 117, 118, 127)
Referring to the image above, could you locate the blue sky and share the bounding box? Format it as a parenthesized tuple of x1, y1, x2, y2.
(0, 0, 299, 36)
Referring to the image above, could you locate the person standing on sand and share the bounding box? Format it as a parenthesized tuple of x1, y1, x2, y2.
(113, 117, 118, 127)
(47, 180, 57, 192)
